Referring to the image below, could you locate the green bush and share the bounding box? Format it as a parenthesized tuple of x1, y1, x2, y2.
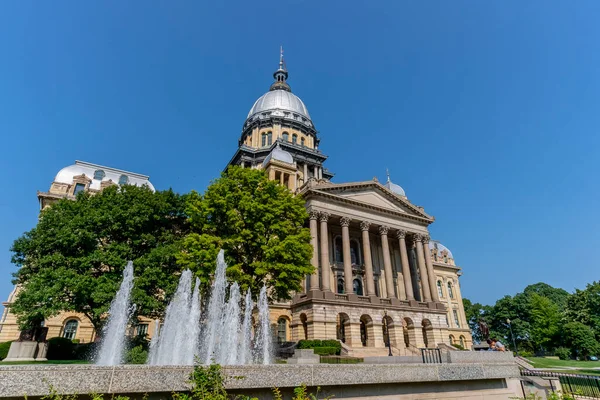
(519, 350, 534, 358)
(452, 343, 465, 350)
(73, 343, 97, 361)
(0, 341, 14, 360)
(47, 337, 76, 360)
(125, 345, 148, 364)
(312, 347, 338, 356)
(297, 339, 341, 355)
(555, 347, 571, 360)
(320, 356, 363, 364)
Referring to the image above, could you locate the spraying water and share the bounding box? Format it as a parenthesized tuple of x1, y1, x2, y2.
(184, 278, 202, 365)
(95, 261, 135, 366)
(238, 289, 253, 365)
(255, 285, 273, 364)
(202, 250, 228, 364)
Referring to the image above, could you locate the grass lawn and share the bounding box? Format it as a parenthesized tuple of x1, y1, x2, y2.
(526, 357, 600, 369)
(0, 360, 90, 366)
(550, 369, 600, 377)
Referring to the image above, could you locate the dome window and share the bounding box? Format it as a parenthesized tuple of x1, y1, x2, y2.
(261, 133, 267, 147)
(93, 170, 105, 180)
(267, 131, 272, 145)
(119, 175, 129, 185)
(292, 134, 297, 144)
(74, 183, 86, 195)
(301, 137, 305, 146)
(282, 132, 289, 141)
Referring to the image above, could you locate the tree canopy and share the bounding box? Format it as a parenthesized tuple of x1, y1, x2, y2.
(463, 281, 600, 358)
(178, 166, 314, 301)
(11, 185, 189, 331)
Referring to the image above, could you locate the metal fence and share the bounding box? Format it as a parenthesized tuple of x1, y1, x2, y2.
(420, 348, 443, 364)
(521, 370, 600, 398)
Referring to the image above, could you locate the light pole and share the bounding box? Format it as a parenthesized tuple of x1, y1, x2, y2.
(507, 319, 518, 357)
(384, 309, 393, 356)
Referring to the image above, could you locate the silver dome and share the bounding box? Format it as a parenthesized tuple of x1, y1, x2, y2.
(247, 90, 311, 120)
(429, 241, 453, 258)
(385, 180, 406, 197)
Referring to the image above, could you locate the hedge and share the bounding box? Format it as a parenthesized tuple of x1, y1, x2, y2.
(312, 347, 339, 356)
(320, 356, 363, 364)
(297, 340, 342, 355)
(47, 337, 76, 360)
(0, 341, 14, 360)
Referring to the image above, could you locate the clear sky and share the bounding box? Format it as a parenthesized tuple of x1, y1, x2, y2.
(1, 1, 599, 309)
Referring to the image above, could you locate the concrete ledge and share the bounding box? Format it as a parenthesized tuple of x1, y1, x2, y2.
(447, 351, 516, 364)
(0, 363, 520, 397)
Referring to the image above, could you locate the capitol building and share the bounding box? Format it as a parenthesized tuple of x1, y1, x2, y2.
(0, 53, 472, 355)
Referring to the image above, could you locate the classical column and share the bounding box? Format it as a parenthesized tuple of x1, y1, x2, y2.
(360, 221, 376, 296)
(379, 226, 396, 299)
(309, 209, 320, 291)
(414, 234, 432, 302)
(422, 236, 439, 302)
(303, 163, 308, 183)
(340, 217, 353, 294)
(313, 165, 318, 179)
(319, 212, 331, 292)
(396, 230, 414, 300)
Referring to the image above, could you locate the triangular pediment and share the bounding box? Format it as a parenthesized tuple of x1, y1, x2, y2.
(304, 181, 433, 221)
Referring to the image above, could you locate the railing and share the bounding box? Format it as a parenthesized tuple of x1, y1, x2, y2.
(521, 370, 600, 398)
(380, 298, 392, 305)
(334, 294, 348, 301)
(357, 296, 370, 303)
(420, 348, 443, 364)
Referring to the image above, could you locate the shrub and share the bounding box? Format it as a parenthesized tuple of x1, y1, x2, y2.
(73, 343, 97, 361)
(47, 337, 76, 360)
(519, 350, 534, 358)
(320, 356, 363, 364)
(297, 339, 341, 355)
(312, 347, 338, 356)
(0, 341, 14, 360)
(555, 347, 571, 361)
(125, 345, 148, 364)
(452, 343, 465, 350)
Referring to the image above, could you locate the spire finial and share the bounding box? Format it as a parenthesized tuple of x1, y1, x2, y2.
(279, 46, 285, 70)
(386, 168, 391, 183)
(270, 46, 291, 92)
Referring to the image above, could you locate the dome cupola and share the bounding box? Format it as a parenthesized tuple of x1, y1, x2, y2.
(384, 169, 406, 198)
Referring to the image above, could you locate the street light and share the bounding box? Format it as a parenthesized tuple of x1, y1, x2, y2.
(384, 309, 393, 357)
(507, 318, 519, 357)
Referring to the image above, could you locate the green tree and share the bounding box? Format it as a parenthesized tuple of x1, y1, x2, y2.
(529, 293, 561, 351)
(178, 166, 314, 301)
(564, 282, 600, 339)
(462, 298, 492, 342)
(562, 321, 600, 358)
(11, 185, 188, 331)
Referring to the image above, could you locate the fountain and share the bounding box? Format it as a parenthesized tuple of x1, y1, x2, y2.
(95, 261, 135, 366)
(148, 250, 273, 366)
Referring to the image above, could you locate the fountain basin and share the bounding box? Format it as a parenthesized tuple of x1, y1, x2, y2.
(0, 362, 521, 399)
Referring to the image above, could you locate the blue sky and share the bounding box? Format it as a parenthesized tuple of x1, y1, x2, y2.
(1, 1, 599, 309)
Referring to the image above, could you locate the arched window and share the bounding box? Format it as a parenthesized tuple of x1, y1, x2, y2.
(267, 131, 272, 145)
(62, 320, 78, 340)
(437, 281, 444, 298)
(93, 170, 105, 180)
(277, 318, 287, 343)
(118, 175, 129, 185)
(453, 310, 460, 327)
(337, 278, 345, 294)
(353, 278, 363, 296)
(282, 132, 289, 141)
(447, 282, 454, 299)
(449, 335, 455, 345)
(73, 183, 86, 195)
(301, 137, 305, 146)
(350, 240, 361, 265)
(292, 134, 297, 144)
(261, 133, 267, 147)
(459, 336, 465, 348)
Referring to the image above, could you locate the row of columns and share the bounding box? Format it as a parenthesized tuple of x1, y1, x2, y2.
(307, 210, 440, 303)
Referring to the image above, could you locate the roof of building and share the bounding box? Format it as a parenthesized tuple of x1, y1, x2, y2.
(247, 89, 311, 120)
(384, 170, 406, 197)
(262, 143, 294, 167)
(429, 240, 453, 258)
(54, 161, 155, 191)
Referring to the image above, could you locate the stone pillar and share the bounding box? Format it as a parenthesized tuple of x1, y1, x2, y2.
(422, 236, 439, 302)
(340, 217, 353, 294)
(414, 234, 432, 302)
(303, 163, 308, 184)
(308, 209, 320, 291)
(318, 167, 323, 180)
(313, 165, 318, 179)
(319, 212, 331, 292)
(396, 230, 414, 300)
(279, 172, 285, 185)
(360, 221, 376, 296)
(379, 226, 396, 299)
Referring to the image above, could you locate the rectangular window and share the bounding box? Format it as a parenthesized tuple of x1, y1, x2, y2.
(453, 310, 460, 327)
(261, 134, 266, 147)
(137, 323, 148, 337)
(74, 183, 85, 195)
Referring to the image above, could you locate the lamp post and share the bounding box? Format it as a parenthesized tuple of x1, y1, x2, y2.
(384, 309, 393, 356)
(507, 318, 518, 357)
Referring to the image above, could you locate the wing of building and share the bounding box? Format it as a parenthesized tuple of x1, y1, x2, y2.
(0, 53, 472, 354)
